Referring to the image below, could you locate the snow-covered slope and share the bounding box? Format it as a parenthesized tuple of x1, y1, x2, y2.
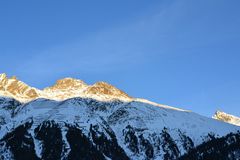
(0, 73, 239, 160)
(213, 111, 240, 126)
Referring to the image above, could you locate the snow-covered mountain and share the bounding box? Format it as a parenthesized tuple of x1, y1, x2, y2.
(0, 73, 240, 160)
(0, 73, 131, 102)
(213, 111, 240, 126)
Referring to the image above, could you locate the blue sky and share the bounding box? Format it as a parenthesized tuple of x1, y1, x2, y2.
(0, 0, 240, 117)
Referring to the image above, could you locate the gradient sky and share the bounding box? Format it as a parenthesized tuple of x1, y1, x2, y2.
(0, 0, 240, 117)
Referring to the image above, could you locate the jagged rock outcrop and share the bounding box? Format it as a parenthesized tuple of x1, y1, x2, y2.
(213, 111, 240, 126)
(0, 73, 131, 102)
(44, 78, 87, 91)
(0, 74, 39, 101)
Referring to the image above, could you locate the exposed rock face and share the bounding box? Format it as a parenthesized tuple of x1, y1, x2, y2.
(0, 73, 131, 102)
(44, 78, 88, 91)
(213, 111, 240, 126)
(0, 74, 39, 101)
(83, 81, 131, 100)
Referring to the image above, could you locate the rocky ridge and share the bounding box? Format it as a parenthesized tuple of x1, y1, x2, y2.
(0, 73, 240, 159)
(0, 73, 132, 102)
(213, 111, 240, 126)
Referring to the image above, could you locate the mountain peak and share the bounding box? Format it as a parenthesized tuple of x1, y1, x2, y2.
(0, 73, 7, 87)
(0, 74, 132, 102)
(0, 73, 19, 83)
(83, 81, 131, 99)
(44, 77, 87, 91)
(213, 110, 240, 126)
(0, 73, 39, 101)
(0, 73, 7, 81)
